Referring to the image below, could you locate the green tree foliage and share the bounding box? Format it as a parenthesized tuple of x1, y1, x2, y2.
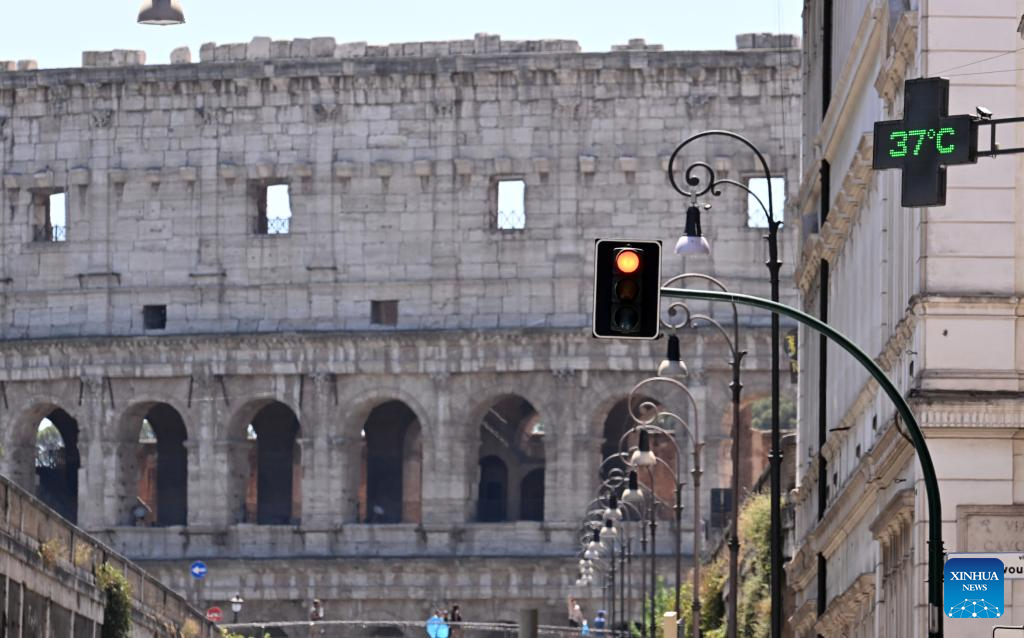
(633, 493, 773, 638)
(95, 563, 132, 638)
(36, 423, 64, 468)
(749, 396, 795, 431)
(220, 630, 270, 638)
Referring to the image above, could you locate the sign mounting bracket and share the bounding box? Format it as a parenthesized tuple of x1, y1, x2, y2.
(976, 116, 1024, 157)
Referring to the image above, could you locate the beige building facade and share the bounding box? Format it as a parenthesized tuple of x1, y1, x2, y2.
(0, 34, 800, 625)
(790, 1, 1024, 636)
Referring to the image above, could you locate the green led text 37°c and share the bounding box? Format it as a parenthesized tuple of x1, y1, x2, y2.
(889, 127, 957, 158)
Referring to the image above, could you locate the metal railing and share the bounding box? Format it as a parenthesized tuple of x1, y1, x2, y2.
(496, 208, 525, 230)
(266, 216, 290, 234)
(32, 224, 66, 242)
(220, 620, 616, 638)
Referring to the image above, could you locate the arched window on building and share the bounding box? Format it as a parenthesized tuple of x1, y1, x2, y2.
(245, 402, 301, 525)
(132, 404, 188, 526)
(600, 399, 635, 482)
(477, 455, 509, 522)
(519, 468, 545, 521)
(476, 395, 545, 522)
(35, 409, 80, 523)
(359, 400, 422, 524)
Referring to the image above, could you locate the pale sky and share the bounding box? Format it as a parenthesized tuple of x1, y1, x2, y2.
(0, 0, 802, 69)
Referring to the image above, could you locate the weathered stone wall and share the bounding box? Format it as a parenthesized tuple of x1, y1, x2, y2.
(0, 33, 800, 337)
(0, 33, 801, 623)
(0, 474, 215, 637)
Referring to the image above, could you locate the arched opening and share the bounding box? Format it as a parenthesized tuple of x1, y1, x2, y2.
(519, 468, 545, 521)
(475, 395, 545, 522)
(35, 409, 79, 523)
(600, 399, 635, 481)
(359, 400, 421, 524)
(600, 397, 677, 521)
(244, 402, 301, 525)
(477, 455, 508, 522)
(132, 404, 188, 526)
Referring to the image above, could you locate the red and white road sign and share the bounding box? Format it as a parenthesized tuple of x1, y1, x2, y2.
(206, 607, 223, 623)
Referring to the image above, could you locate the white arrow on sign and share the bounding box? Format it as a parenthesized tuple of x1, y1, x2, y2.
(189, 561, 207, 579)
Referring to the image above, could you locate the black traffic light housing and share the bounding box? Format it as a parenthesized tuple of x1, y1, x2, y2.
(593, 239, 661, 339)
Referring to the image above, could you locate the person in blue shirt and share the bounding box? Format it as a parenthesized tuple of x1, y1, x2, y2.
(438, 611, 451, 638)
(426, 610, 443, 638)
(594, 610, 607, 630)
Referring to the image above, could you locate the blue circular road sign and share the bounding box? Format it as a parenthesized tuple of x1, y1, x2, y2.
(190, 560, 207, 579)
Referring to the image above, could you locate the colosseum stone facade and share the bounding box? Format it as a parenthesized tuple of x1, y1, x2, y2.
(0, 32, 800, 626)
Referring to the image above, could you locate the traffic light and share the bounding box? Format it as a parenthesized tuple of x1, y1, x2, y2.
(593, 239, 661, 339)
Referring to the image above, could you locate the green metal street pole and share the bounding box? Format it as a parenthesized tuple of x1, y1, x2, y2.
(661, 286, 944, 637)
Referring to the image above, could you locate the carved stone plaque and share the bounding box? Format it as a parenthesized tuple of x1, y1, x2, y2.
(957, 505, 1024, 553)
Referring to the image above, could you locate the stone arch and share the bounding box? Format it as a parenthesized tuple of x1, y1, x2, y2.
(31, 405, 81, 524)
(356, 399, 422, 524)
(2, 401, 66, 490)
(225, 398, 303, 525)
(471, 394, 545, 522)
(599, 396, 679, 521)
(114, 401, 189, 527)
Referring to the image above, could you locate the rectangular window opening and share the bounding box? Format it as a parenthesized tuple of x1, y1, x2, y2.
(371, 300, 398, 326)
(746, 177, 785, 228)
(143, 305, 167, 330)
(256, 182, 292, 235)
(495, 179, 525, 230)
(32, 190, 67, 242)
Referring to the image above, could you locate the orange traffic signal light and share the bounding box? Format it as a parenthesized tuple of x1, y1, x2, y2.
(615, 249, 640, 274)
(593, 239, 661, 339)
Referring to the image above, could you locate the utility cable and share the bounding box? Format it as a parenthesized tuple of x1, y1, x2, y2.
(933, 46, 1024, 75)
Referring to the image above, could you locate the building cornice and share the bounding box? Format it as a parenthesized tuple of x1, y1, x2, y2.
(790, 597, 817, 637)
(914, 397, 1024, 431)
(820, 311, 915, 461)
(0, 326, 774, 381)
(790, 420, 914, 585)
(869, 488, 914, 543)
(795, 134, 874, 293)
(813, 572, 875, 638)
(816, 2, 883, 164)
(795, 1, 881, 234)
(912, 294, 1022, 316)
(874, 12, 919, 109)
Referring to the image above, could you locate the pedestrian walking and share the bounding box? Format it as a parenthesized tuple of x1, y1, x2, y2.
(307, 598, 325, 636)
(309, 598, 324, 622)
(426, 609, 444, 638)
(580, 619, 590, 635)
(593, 610, 606, 630)
(439, 610, 451, 638)
(449, 604, 463, 638)
(567, 596, 584, 628)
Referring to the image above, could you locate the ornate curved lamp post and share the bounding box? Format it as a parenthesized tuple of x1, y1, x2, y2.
(586, 463, 645, 637)
(661, 273, 745, 638)
(624, 380, 701, 638)
(667, 130, 784, 637)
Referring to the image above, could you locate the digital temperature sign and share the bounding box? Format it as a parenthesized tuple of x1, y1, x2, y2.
(872, 77, 977, 207)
